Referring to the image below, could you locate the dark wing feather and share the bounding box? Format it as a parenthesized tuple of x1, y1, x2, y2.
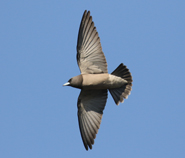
(77, 10, 108, 74)
(77, 89, 108, 150)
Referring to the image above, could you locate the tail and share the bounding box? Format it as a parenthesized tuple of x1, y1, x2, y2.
(109, 63, 133, 105)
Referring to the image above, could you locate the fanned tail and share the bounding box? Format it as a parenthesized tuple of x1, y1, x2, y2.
(109, 63, 133, 105)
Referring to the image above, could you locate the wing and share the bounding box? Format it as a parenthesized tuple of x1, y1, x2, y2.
(76, 10, 108, 74)
(77, 89, 108, 150)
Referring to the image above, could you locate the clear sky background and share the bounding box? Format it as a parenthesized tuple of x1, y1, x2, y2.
(1, 0, 185, 157)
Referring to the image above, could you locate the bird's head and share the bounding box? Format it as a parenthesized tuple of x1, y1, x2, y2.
(63, 75, 83, 89)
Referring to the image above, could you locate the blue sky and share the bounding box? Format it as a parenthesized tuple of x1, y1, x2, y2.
(0, 0, 185, 157)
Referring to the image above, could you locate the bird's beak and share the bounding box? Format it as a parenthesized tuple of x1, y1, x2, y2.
(63, 82, 70, 86)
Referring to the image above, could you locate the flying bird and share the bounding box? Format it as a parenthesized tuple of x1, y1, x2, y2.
(63, 10, 133, 150)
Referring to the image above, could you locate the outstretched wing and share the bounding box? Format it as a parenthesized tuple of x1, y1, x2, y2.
(77, 89, 108, 150)
(76, 10, 108, 74)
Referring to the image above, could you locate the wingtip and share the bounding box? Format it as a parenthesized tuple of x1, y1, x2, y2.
(83, 10, 90, 14)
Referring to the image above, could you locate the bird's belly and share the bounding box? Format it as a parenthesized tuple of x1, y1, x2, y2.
(82, 74, 127, 90)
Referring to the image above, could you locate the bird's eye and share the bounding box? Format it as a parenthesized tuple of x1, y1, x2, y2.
(68, 78, 72, 82)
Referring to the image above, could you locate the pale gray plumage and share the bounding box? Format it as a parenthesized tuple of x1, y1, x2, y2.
(63, 10, 133, 150)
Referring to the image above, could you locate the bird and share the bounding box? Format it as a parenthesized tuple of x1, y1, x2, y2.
(63, 10, 133, 150)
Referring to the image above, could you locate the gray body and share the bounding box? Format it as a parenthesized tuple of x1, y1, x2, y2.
(70, 74, 128, 90)
(63, 10, 133, 150)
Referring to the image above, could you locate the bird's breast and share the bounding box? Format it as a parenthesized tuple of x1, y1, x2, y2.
(82, 74, 127, 90)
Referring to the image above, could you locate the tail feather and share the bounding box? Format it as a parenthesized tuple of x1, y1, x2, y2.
(109, 63, 132, 105)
